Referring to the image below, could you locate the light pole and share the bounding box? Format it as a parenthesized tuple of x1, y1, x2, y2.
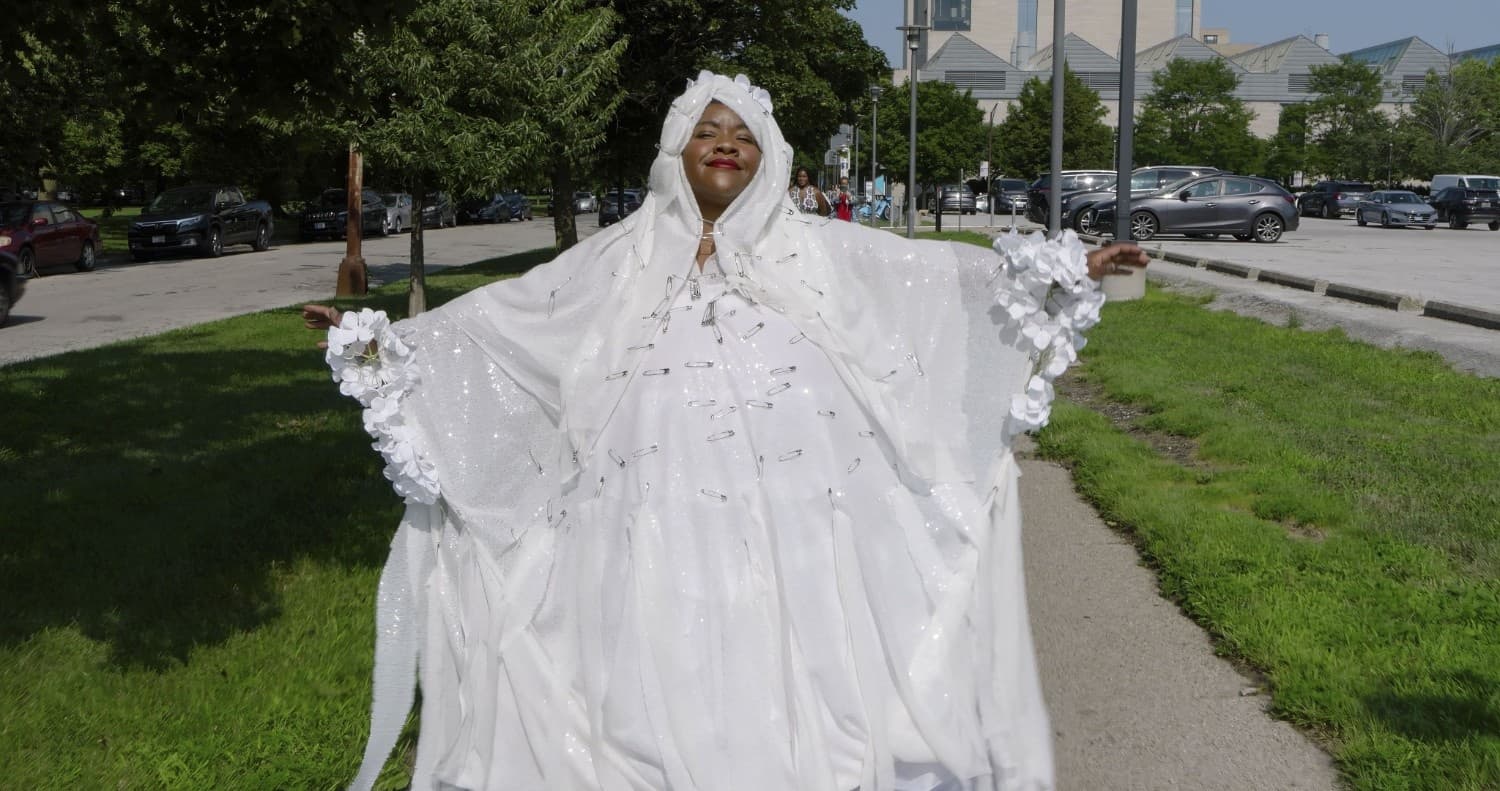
(899, 24, 928, 238)
(987, 103, 996, 228)
(1048, 0, 1065, 238)
(870, 85, 882, 219)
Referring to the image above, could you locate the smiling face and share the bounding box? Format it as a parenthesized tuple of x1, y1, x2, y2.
(795, 169, 811, 187)
(682, 101, 762, 221)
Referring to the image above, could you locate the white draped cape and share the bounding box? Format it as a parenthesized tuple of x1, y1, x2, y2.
(325, 72, 1104, 791)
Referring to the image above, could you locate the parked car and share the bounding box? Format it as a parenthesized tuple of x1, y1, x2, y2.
(1093, 175, 1298, 243)
(938, 184, 977, 214)
(1428, 185, 1500, 230)
(129, 185, 274, 261)
(1026, 170, 1116, 224)
(503, 191, 533, 222)
(1297, 180, 1373, 219)
(380, 192, 412, 233)
(1, 200, 102, 275)
(299, 189, 388, 241)
(1065, 165, 1221, 234)
(1, 249, 27, 326)
(1430, 174, 1500, 193)
(573, 191, 598, 213)
(1354, 191, 1436, 229)
(457, 194, 511, 224)
(599, 189, 642, 227)
(989, 178, 1030, 214)
(420, 192, 457, 228)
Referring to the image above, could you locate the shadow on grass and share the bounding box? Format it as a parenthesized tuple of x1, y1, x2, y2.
(1362, 670, 1500, 744)
(0, 248, 554, 670)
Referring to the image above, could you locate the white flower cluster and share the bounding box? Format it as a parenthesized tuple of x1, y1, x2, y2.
(991, 229, 1106, 438)
(325, 308, 440, 505)
(686, 70, 774, 115)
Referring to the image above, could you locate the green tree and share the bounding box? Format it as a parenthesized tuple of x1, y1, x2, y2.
(995, 66, 1113, 179)
(599, 0, 889, 192)
(1264, 103, 1312, 184)
(1304, 58, 1391, 181)
(867, 80, 987, 195)
(1134, 58, 1261, 173)
(1395, 58, 1500, 179)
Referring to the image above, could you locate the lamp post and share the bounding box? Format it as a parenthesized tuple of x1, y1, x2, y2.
(899, 24, 928, 238)
(987, 103, 996, 228)
(1048, 0, 1065, 238)
(870, 85, 882, 220)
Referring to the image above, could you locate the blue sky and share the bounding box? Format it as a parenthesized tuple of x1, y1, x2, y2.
(846, 0, 1500, 66)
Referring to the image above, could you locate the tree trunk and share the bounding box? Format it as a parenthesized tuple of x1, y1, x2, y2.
(409, 185, 427, 316)
(551, 160, 578, 250)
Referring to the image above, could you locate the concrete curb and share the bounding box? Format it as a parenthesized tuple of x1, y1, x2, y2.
(1079, 233, 1500, 331)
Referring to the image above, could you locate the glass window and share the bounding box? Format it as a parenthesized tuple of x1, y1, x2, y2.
(52, 205, 77, 222)
(1204, 34, 1219, 44)
(1223, 179, 1257, 196)
(1175, 0, 1194, 37)
(1130, 172, 1159, 190)
(1186, 180, 1221, 198)
(31, 204, 52, 223)
(933, 0, 971, 31)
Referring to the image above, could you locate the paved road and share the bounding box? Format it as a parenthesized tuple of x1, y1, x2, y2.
(1, 220, 585, 367)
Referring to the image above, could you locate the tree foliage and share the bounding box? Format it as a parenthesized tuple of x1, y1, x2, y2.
(1303, 58, 1392, 181)
(1134, 58, 1261, 173)
(1263, 103, 1312, 184)
(864, 80, 987, 190)
(1394, 58, 1500, 180)
(996, 66, 1113, 179)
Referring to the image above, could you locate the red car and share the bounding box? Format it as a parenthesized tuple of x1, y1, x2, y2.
(0, 201, 102, 276)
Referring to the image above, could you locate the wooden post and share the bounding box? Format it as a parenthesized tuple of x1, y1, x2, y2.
(336, 143, 368, 296)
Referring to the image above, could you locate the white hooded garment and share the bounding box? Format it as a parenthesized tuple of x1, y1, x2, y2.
(326, 72, 1104, 791)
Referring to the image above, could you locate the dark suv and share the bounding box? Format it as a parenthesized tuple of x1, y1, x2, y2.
(1297, 180, 1373, 219)
(1064, 165, 1221, 234)
(1026, 170, 1116, 225)
(1428, 185, 1500, 230)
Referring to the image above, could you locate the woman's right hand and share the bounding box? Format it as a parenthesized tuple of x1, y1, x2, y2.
(302, 304, 342, 350)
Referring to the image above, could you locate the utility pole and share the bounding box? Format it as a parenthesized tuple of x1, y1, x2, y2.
(987, 103, 997, 228)
(336, 143, 367, 296)
(1048, 0, 1065, 238)
(871, 86, 882, 217)
(1114, 0, 1138, 243)
(899, 22, 928, 238)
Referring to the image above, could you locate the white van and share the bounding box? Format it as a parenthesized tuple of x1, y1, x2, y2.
(1430, 174, 1500, 192)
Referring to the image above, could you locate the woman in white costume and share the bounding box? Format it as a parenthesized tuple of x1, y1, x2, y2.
(305, 72, 1147, 791)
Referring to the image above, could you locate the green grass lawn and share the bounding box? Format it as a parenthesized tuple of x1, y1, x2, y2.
(78, 206, 140, 254)
(2, 243, 1497, 789)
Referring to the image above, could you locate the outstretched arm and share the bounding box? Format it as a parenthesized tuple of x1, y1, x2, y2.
(1084, 242, 1150, 281)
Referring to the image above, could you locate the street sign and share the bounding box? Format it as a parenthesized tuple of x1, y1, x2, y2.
(979, 160, 990, 179)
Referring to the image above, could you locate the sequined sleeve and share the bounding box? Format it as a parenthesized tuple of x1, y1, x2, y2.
(325, 308, 440, 505)
(987, 230, 1105, 438)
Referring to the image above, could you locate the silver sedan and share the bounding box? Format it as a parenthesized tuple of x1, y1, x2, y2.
(1355, 191, 1436, 229)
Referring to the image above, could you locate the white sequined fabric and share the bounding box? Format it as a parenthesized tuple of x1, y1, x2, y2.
(330, 72, 1104, 791)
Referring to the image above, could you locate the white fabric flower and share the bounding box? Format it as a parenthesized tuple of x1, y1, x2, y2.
(324, 308, 440, 505)
(992, 230, 1105, 438)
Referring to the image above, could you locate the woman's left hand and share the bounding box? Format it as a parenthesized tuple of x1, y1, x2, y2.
(1086, 243, 1150, 281)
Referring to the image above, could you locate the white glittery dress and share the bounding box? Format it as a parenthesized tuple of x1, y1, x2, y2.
(325, 73, 1104, 791)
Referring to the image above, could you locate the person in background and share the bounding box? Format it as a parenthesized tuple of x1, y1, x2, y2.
(788, 166, 829, 216)
(831, 176, 854, 222)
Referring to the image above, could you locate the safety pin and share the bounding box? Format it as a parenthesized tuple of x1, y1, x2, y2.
(778, 449, 804, 462)
(788, 332, 807, 344)
(766, 382, 791, 396)
(770, 366, 797, 376)
(642, 368, 671, 376)
(746, 400, 773, 409)
(632, 445, 659, 458)
(859, 430, 876, 438)
(527, 448, 543, 476)
(595, 476, 605, 498)
(701, 298, 717, 327)
(689, 278, 702, 301)
(847, 458, 862, 473)
(906, 352, 925, 377)
(700, 488, 728, 502)
(684, 361, 715, 368)
(756, 454, 764, 480)
(711, 406, 738, 420)
(875, 369, 898, 383)
(627, 343, 655, 352)
(818, 410, 836, 418)
(687, 399, 717, 407)
(741, 322, 765, 340)
(710, 322, 724, 344)
(546, 276, 572, 318)
(605, 370, 628, 381)
(800, 280, 825, 297)
(607, 449, 626, 468)
(707, 430, 735, 442)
